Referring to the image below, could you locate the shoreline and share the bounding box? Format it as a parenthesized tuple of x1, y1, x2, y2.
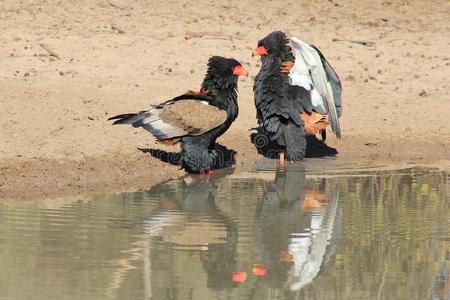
(1, 134, 449, 202)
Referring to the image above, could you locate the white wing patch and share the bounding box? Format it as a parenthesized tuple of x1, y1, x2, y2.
(288, 188, 340, 291)
(289, 37, 342, 138)
(114, 99, 228, 141)
(140, 108, 190, 139)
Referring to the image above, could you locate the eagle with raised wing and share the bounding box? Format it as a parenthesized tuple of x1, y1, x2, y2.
(109, 56, 248, 174)
(252, 31, 342, 164)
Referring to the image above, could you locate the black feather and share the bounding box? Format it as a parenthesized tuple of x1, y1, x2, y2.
(107, 113, 137, 121)
(253, 33, 310, 161)
(108, 113, 140, 125)
(171, 93, 213, 102)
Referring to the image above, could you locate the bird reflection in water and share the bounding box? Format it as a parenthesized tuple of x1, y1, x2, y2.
(248, 169, 341, 291)
(141, 174, 239, 293)
(137, 168, 341, 297)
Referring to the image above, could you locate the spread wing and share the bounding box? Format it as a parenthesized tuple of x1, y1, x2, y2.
(289, 37, 342, 138)
(108, 92, 227, 140)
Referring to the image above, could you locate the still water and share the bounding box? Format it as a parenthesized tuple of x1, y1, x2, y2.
(0, 165, 449, 300)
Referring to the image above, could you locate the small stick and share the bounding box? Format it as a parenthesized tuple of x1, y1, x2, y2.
(185, 31, 229, 40)
(332, 38, 375, 47)
(111, 23, 125, 34)
(38, 43, 60, 59)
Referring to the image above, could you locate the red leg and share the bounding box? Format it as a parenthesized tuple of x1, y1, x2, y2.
(279, 152, 285, 166)
(200, 169, 213, 176)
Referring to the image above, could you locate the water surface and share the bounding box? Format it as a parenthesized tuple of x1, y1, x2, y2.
(0, 165, 449, 299)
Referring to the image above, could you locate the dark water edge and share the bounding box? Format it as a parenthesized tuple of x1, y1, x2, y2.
(0, 165, 448, 300)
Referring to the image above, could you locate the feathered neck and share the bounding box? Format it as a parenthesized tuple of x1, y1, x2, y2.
(277, 34, 295, 62)
(261, 45, 295, 67)
(281, 45, 295, 63)
(199, 73, 238, 118)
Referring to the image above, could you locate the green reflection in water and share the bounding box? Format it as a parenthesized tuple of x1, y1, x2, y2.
(0, 167, 448, 300)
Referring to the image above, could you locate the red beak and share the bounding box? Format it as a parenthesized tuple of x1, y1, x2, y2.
(252, 46, 268, 56)
(232, 65, 249, 76)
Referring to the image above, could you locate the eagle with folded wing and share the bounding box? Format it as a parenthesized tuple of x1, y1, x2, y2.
(109, 56, 248, 173)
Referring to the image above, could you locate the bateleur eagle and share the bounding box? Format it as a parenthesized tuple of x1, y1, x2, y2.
(109, 56, 248, 174)
(252, 31, 342, 163)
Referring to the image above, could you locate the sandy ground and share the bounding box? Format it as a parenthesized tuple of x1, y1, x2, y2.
(0, 0, 449, 200)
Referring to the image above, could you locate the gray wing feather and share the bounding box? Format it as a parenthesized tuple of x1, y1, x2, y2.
(109, 99, 226, 140)
(289, 37, 342, 138)
(321, 54, 342, 118)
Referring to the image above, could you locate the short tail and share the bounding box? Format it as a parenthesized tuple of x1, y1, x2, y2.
(107, 109, 183, 140)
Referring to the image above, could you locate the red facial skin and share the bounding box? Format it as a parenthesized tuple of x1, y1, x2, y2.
(253, 46, 268, 56)
(232, 272, 247, 282)
(252, 263, 267, 277)
(232, 65, 249, 76)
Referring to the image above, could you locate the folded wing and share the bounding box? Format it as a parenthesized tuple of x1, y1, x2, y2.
(108, 92, 227, 141)
(289, 37, 342, 138)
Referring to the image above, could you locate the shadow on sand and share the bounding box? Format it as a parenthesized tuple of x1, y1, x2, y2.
(250, 128, 338, 159)
(139, 129, 336, 171)
(138, 143, 236, 170)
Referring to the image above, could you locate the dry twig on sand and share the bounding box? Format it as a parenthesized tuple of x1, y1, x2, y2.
(185, 31, 230, 40)
(332, 38, 375, 47)
(38, 43, 60, 59)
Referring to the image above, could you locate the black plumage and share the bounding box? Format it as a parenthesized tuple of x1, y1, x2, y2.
(109, 56, 247, 174)
(253, 32, 313, 161)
